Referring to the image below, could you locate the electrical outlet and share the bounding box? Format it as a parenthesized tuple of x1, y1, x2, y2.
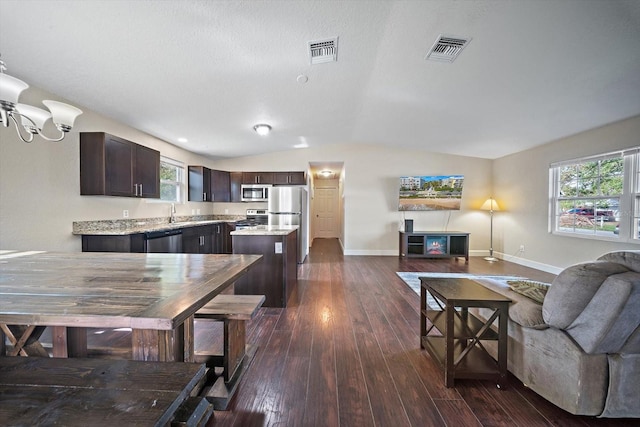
(191, 209, 195, 215)
(224, 209, 229, 214)
(123, 210, 129, 218)
(196, 209, 201, 215)
(519, 244, 525, 252)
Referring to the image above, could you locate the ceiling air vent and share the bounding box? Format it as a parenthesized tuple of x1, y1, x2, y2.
(308, 37, 338, 65)
(425, 34, 471, 63)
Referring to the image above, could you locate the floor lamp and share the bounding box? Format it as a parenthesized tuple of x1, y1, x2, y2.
(481, 198, 501, 262)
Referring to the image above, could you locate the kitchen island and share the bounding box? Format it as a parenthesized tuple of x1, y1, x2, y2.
(231, 226, 298, 307)
(0, 250, 261, 361)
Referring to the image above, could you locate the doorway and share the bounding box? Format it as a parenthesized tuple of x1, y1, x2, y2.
(309, 162, 344, 246)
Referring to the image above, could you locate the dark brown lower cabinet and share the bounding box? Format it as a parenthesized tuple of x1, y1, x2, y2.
(82, 234, 145, 252)
(182, 225, 213, 254)
(232, 230, 297, 307)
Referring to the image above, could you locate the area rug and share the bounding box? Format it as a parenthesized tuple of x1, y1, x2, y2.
(396, 272, 525, 296)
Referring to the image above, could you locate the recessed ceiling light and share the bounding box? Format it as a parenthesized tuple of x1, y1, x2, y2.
(177, 137, 188, 143)
(320, 170, 332, 176)
(253, 124, 271, 136)
(297, 74, 309, 84)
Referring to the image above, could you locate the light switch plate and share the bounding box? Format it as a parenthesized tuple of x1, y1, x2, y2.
(274, 242, 283, 254)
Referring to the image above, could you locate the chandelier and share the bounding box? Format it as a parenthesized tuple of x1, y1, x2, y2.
(0, 58, 82, 143)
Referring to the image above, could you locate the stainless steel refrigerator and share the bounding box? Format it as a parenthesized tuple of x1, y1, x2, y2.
(268, 186, 308, 263)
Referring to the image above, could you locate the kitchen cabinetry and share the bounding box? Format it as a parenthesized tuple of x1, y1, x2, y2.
(230, 172, 242, 202)
(188, 166, 230, 202)
(232, 229, 297, 307)
(399, 231, 469, 262)
(273, 172, 306, 185)
(212, 222, 234, 254)
(211, 169, 231, 202)
(242, 172, 274, 184)
(80, 132, 160, 198)
(182, 225, 213, 253)
(81, 234, 145, 253)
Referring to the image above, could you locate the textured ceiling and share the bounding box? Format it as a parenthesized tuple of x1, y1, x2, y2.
(1, 0, 639, 160)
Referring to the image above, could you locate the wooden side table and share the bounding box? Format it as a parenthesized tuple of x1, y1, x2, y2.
(420, 278, 511, 388)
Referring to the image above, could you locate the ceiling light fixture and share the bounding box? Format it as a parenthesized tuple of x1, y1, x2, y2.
(0, 57, 82, 143)
(253, 124, 271, 136)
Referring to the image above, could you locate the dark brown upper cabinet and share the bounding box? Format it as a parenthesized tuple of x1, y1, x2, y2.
(230, 172, 243, 202)
(188, 166, 230, 202)
(273, 171, 306, 185)
(80, 132, 160, 198)
(242, 172, 274, 184)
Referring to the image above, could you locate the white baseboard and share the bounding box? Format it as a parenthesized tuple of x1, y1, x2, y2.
(343, 249, 399, 256)
(496, 252, 563, 275)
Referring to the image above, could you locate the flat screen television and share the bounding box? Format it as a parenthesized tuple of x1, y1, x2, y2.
(398, 175, 464, 211)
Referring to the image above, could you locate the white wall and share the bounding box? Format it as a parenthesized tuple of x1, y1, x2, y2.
(212, 143, 494, 256)
(493, 115, 640, 272)
(0, 87, 218, 252)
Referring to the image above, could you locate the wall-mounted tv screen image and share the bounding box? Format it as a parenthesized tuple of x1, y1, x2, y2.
(399, 175, 464, 211)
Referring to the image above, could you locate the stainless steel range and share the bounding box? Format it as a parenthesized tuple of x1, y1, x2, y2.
(235, 209, 268, 229)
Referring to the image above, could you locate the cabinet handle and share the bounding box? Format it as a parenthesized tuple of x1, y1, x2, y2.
(203, 192, 206, 201)
(139, 184, 143, 196)
(134, 184, 138, 196)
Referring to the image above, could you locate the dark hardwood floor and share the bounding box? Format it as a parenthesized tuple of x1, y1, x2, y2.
(33, 239, 634, 426)
(207, 238, 635, 427)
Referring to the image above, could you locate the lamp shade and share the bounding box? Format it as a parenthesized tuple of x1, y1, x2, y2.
(16, 103, 52, 130)
(480, 198, 500, 211)
(0, 73, 29, 106)
(42, 100, 83, 128)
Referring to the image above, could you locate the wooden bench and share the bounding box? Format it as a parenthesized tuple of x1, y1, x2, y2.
(194, 294, 265, 409)
(0, 356, 213, 426)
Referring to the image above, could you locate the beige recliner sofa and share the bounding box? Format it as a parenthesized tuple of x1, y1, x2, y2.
(472, 250, 640, 418)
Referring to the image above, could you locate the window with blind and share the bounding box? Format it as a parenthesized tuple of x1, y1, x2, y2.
(550, 148, 638, 241)
(160, 157, 185, 203)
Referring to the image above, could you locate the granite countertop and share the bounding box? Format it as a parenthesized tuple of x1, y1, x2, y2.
(230, 225, 298, 236)
(73, 215, 243, 236)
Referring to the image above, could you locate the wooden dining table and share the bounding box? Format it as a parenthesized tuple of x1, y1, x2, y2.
(0, 250, 262, 362)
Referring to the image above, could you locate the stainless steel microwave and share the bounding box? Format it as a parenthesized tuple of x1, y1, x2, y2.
(241, 184, 271, 202)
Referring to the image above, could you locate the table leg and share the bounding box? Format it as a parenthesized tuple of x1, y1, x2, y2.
(52, 327, 88, 358)
(183, 316, 194, 363)
(497, 305, 509, 389)
(420, 285, 426, 349)
(132, 325, 185, 362)
(445, 302, 455, 387)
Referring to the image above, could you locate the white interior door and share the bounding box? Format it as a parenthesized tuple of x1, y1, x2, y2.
(314, 187, 339, 239)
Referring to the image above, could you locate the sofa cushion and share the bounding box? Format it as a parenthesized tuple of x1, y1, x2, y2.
(597, 250, 640, 273)
(473, 278, 548, 329)
(507, 280, 550, 304)
(565, 272, 640, 353)
(543, 261, 629, 329)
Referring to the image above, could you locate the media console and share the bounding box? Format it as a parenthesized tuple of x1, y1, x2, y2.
(399, 231, 469, 262)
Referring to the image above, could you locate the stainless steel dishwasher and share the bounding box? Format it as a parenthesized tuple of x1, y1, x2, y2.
(144, 229, 183, 253)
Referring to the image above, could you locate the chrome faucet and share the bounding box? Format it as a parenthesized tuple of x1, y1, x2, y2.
(170, 203, 176, 223)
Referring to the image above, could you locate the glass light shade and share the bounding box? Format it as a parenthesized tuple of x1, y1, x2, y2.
(0, 73, 29, 105)
(16, 103, 52, 130)
(480, 198, 500, 211)
(42, 100, 82, 127)
(253, 124, 271, 136)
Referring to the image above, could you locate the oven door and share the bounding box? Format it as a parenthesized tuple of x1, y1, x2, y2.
(241, 185, 271, 202)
